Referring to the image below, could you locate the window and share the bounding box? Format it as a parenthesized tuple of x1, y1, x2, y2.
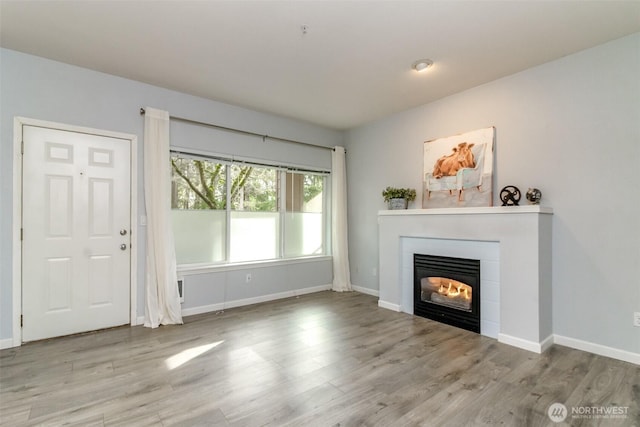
(170, 153, 328, 266)
(229, 165, 279, 262)
(284, 172, 325, 258)
(171, 157, 226, 264)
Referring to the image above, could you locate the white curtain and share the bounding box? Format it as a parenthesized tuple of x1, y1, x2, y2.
(143, 107, 183, 328)
(331, 146, 352, 292)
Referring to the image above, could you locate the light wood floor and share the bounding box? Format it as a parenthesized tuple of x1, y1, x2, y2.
(1, 291, 638, 426)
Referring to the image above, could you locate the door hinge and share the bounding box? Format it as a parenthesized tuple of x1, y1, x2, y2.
(20, 228, 23, 241)
(21, 140, 24, 155)
(20, 315, 23, 328)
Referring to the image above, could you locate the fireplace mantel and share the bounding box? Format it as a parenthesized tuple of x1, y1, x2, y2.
(378, 205, 553, 353)
(378, 205, 553, 217)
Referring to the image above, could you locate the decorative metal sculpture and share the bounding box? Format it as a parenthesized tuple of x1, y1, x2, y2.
(526, 188, 542, 205)
(500, 186, 521, 206)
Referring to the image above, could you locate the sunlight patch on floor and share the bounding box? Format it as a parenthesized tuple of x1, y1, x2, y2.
(165, 341, 223, 370)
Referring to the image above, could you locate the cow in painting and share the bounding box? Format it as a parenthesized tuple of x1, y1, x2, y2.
(432, 142, 476, 178)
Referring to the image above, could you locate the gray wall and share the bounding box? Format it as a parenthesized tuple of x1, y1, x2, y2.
(0, 48, 342, 341)
(345, 33, 640, 355)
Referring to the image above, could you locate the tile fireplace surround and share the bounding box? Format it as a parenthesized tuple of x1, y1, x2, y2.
(378, 206, 553, 353)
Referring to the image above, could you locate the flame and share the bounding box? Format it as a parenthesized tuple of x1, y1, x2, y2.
(431, 278, 471, 300)
(447, 282, 460, 297)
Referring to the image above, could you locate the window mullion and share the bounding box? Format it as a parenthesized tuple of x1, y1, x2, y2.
(278, 170, 285, 259)
(225, 164, 231, 262)
(325, 175, 330, 256)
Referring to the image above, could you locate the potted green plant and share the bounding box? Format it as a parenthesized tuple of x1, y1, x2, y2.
(382, 187, 417, 210)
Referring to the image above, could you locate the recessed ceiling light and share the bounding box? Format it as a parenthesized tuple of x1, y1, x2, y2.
(412, 59, 434, 73)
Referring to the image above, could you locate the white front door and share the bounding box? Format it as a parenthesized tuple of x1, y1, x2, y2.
(22, 125, 131, 342)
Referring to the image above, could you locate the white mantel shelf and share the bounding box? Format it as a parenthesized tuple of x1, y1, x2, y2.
(378, 205, 553, 353)
(378, 205, 553, 216)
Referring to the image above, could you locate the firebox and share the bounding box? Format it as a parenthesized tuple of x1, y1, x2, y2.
(414, 254, 480, 333)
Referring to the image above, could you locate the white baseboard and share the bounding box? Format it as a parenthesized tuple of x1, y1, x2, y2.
(540, 334, 554, 352)
(181, 284, 332, 317)
(378, 300, 402, 312)
(133, 285, 332, 323)
(553, 334, 640, 365)
(498, 333, 546, 354)
(352, 285, 379, 297)
(0, 338, 16, 350)
(181, 303, 225, 317)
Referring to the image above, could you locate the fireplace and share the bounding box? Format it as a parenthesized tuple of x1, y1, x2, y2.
(379, 207, 553, 352)
(414, 254, 481, 333)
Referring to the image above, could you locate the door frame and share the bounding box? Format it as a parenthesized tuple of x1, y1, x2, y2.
(12, 117, 138, 347)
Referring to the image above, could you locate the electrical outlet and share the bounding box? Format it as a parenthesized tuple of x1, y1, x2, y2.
(634, 312, 640, 327)
(245, 273, 252, 283)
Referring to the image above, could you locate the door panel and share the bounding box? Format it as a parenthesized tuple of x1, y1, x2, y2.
(46, 257, 72, 311)
(46, 175, 73, 236)
(89, 178, 113, 236)
(22, 125, 131, 342)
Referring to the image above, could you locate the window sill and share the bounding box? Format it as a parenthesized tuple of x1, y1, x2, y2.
(177, 255, 332, 276)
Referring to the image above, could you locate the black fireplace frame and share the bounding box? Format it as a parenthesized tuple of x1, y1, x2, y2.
(413, 254, 481, 333)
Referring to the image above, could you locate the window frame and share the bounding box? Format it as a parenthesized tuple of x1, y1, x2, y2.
(170, 149, 330, 269)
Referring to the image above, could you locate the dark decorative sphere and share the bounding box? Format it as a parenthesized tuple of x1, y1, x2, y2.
(500, 186, 521, 206)
(526, 188, 542, 205)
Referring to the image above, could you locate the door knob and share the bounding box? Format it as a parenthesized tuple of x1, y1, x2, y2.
(120, 229, 127, 236)
(120, 244, 127, 251)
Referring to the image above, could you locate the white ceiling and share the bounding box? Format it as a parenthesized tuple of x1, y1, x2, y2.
(2, 1, 639, 130)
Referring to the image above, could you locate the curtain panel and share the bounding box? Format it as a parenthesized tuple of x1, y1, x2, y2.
(143, 107, 183, 327)
(331, 146, 352, 292)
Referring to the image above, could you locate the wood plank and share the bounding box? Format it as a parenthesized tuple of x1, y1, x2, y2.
(1, 291, 638, 426)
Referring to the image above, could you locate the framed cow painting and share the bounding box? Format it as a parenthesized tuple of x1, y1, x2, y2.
(423, 127, 495, 208)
